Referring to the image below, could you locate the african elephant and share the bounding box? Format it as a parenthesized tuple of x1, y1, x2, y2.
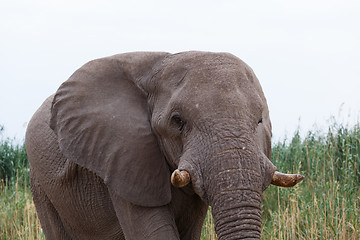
(25, 51, 304, 240)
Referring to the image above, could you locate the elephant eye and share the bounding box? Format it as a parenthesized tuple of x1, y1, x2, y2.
(258, 118, 263, 124)
(172, 115, 185, 131)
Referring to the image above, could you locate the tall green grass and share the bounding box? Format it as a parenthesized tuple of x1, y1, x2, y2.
(260, 123, 360, 239)
(0, 176, 44, 239)
(0, 128, 28, 186)
(0, 125, 44, 239)
(1, 123, 359, 239)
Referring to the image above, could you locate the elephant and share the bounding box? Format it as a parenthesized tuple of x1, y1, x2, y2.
(25, 51, 304, 240)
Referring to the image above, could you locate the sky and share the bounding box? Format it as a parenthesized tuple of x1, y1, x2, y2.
(1, 0, 360, 143)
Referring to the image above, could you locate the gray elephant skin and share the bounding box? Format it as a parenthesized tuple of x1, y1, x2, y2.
(25, 51, 304, 239)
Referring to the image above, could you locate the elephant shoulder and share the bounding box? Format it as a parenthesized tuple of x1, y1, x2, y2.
(26, 95, 64, 173)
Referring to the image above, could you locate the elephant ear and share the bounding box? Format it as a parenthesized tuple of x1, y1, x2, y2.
(50, 52, 171, 207)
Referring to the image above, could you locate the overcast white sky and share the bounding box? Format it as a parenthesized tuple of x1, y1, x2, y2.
(1, 0, 360, 142)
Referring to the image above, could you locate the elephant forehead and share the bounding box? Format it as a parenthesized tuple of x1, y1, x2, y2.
(153, 52, 266, 118)
(177, 67, 262, 110)
(156, 51, 248, 86)
(186, 66, 249, 90)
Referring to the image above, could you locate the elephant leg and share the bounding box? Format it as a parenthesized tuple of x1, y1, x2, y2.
(30, 174, 70, 240)
(109, 191, 180, 240)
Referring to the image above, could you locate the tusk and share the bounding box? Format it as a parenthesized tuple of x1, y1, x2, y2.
(271, 171, 305, 187)
(171, 169, 191, 188)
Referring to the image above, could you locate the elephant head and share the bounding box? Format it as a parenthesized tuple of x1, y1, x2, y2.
(50, 51, 304, 239)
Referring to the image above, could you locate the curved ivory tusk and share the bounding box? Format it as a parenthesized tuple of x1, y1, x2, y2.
(171, 169, 191, 188)
(271, 171, 305, 187)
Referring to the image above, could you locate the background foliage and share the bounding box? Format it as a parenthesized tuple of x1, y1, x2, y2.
(0, 125, 43, 239)
(1, 123, 359, 239)
(262, 122, 360, 240)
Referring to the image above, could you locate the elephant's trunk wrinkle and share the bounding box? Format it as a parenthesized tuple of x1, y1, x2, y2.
(205, 149, 259, 177)
(216, 147, 255, 156)
(214, 189, 262, 202)
(215, 211, 262, 240)
(211, 136, 253, 146)
(211, 192, 262, 231)
(214, 168, 261, 179)
(209, 136, 254, 155)
(218, 208, 261, 219)
(217, 219, 262, 233)
(215, 206, 262, 240)
(194, 119, 253, 151)
(212, 202, 262, 217)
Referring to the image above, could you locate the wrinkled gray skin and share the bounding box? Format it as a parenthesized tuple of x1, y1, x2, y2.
(26, 51, 277, 239)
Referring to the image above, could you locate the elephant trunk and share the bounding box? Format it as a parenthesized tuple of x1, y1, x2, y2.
(205, 142, 264, 240)
(211, 189, 262, 239)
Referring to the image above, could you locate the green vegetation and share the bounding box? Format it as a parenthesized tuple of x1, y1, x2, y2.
(0, 130, 28, 186)
(0, 126, 44, 239)
(1, 123, 359, 239)
(261, 123, 360, 239)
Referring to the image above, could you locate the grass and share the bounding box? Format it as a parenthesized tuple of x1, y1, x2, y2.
(260, 123, 360, 239)
(1, 123, 360, 239)
(0, 177, 44, 240)
(0, 126, 44, 239)
(0, 133, 28, 186)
